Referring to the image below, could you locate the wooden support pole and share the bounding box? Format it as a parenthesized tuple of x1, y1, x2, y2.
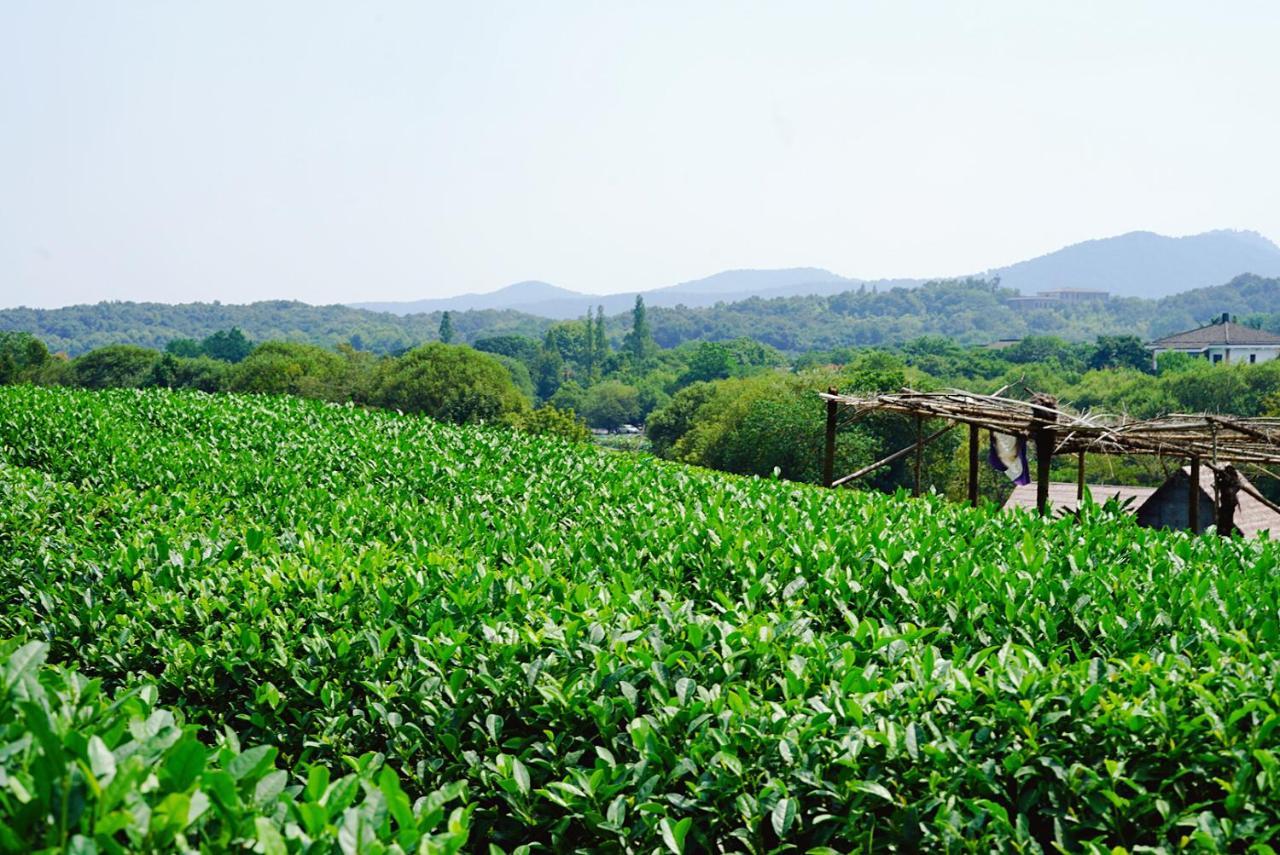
(1189, 456, 1200, 532)
(1076, 450, 1086, 502)
(1215, 464, 1241, 537)
(822, 387, 838, 488)
(1035, 430, 1053, 515)
(1031, 394, 1058, 516)
(968, 423, 980, 507)
(913, 416, 923, 497)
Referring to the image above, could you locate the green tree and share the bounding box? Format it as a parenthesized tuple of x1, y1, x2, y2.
(1090, 335, 1151, 372)
(581, 380, 641, 430)
(147, 354, 228, 392)
(533, 334, 565, 400)
(200, 328, 253, 363)
(581, 310, 596, 381)
(374, 342, 529, 424)
(439, 311, 455, 344)
(646, 381, 718, 456)
(623, 296, 655, 363)
(72, 345, 160, 389)
(165, 338, 203, 358)
(228, 342, 347, 398)
(547, 380, 587, 414)
(594, 305, 607, 366)
(474, 334, 541, 367)
(679, 342, 735, 384)
(511, 405, 591, 443)
(0, 332, 50, 384)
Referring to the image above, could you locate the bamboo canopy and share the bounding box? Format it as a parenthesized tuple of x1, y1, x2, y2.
(820, 389, 1280, 464)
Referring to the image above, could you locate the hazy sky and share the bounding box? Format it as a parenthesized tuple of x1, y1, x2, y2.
(3, 2, 1279, 309)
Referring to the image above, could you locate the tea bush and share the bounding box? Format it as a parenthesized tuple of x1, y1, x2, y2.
(1, 386, 1279, 851)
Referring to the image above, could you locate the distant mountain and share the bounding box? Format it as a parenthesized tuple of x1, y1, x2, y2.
(353, 230, 1280, 317)
(350, 268, 886, 319)
(353, 280, 586, 316)
(988, 230, 1280, 299)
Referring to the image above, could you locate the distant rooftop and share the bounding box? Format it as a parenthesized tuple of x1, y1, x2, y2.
(1149, 318, 1280, 349)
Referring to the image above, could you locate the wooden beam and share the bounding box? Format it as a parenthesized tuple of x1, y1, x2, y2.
(967, 423, 980, 507)
(1189, 456, 1200, 532)
(822, 387, 838, 488)
(831, 424, 955, 488)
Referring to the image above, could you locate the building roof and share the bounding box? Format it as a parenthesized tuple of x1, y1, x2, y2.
(1149, 320, 1280, 349)
(1201, 466, 1280, 539)
(1002, 466, 1280, 538)
(1004, 482, 1156, 514)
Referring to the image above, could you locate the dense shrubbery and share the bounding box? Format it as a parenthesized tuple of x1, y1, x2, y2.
(3, 386, 1280, 850)
(373, 343, 529, 424)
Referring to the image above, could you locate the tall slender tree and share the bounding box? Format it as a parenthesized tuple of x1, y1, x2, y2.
(594, 305, 607, 367)
(624, 296, 653, 362)
(581, 309, 595, 380)
(438, 311, 454, 344)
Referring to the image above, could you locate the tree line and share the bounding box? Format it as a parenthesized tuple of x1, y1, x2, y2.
(6, 303, 1280, 504)
(7, 274, 1280, 357)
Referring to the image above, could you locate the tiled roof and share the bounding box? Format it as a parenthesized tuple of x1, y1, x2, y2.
(1004, 482, 1156, 514)
(1003, 468, 1280, 539)
(1149, 321, 1280, 348)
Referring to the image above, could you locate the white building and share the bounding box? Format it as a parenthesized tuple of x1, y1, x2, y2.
(1147, 313, 1280, 368)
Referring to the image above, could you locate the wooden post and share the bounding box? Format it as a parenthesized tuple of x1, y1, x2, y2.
(1076, 450, 1086, 502)
(913, 415, 923, 497)
(967, 423, 980, 507)
(1035, 432, 1053, 515)
(1188, 456, 1200, 532)
(1030, 394, 1058, 516)
(822, 388, 838, 488)
(1214, 464, 1240, 537)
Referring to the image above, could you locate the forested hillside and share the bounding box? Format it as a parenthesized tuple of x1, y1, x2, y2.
(0, 300, 550, 356)
(648, 275, 1280, 351)
(6, 274, 1280, 357)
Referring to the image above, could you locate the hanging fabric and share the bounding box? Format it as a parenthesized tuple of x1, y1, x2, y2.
(989, 431, 1030, 485)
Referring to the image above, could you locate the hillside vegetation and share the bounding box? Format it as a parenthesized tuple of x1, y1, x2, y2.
(2, 386, 1279, 850)
(9, 274, 1280, 357)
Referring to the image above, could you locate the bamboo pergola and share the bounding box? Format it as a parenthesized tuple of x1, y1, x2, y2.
(820, 387, 1280, 531)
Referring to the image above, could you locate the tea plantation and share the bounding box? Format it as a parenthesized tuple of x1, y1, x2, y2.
(2, 385, 1279, 852)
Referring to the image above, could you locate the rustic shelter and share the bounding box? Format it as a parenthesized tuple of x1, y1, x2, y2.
(821, 387, 1280, 536)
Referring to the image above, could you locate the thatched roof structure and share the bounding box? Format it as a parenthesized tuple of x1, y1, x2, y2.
(821, 389, 1280, 465)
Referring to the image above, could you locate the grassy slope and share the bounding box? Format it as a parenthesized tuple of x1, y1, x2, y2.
(1, 386, 1279, 850)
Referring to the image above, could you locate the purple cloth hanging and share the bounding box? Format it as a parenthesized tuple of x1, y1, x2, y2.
(989, 431, 1031, 485)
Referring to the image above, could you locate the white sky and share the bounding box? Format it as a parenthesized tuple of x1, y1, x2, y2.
(3, 1, 1279, 309)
